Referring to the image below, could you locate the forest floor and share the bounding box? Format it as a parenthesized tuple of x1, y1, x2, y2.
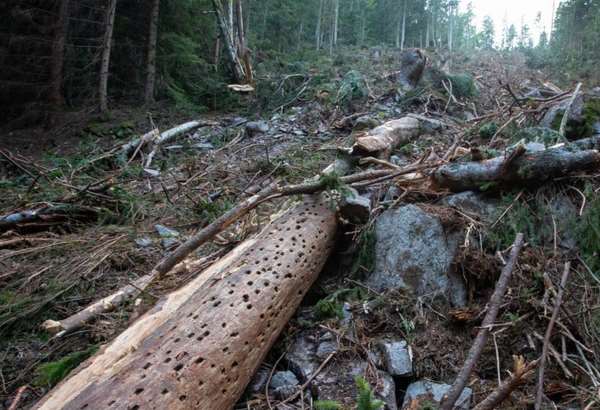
(1, 48, 599, 409)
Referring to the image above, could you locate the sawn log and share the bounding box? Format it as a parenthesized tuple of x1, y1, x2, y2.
(33, 195, 337, 410)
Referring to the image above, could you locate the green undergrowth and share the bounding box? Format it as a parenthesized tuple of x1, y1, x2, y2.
(447, 73, 477, 98)
(314, 287, 365, 320)
(550, 98, 600, 139)
(350, 227, 377, 277)
(572, 184, 600, 276)
(34, 346, 98, 387)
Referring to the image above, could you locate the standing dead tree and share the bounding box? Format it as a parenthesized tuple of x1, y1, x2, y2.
(144, 0, 160, 105)
(212, 0, 252, 85)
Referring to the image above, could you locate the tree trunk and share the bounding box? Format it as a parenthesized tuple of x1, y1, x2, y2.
(99, 0, 117, 113)
(212, 0, 246, 83)
(144, 0, 160, 105)
(33, 197, 337, 410)
(316, 0, 324, 50)
(49, 0, 70, 109)
(432, 146, 600, 192)
(401, 0, 407, 50)
(351, 117, 420, 158)
(333, 0, 339, 46)
(448, 3, 454, 51)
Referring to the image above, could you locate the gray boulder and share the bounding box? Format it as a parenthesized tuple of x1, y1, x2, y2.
(134, 237, 153, 248)
(401, 380, 472, 410)
(407, 113, 446, 133)
(379, 340, 412, 377)
(340, 188, 372, 224)
(246, 121, 269, 137)
(366, 205, 466, 306)
(540, 94, 585, 138)
(441, 191, 499, 222)
(354, 115, 380, 131)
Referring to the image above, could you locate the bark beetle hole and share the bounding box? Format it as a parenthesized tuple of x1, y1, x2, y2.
(130, 405, 139, 410)
(221, 322, 227, 328)
(243, 294, 249, 302)
(213, 300, 221, 307)
(161, 389, 169, 395)
(174, 363, 184, 371)
(164, 357, 172, 363)
(195, 357, 205, 364)
(143, 362, 152, 369)
(134, 388, 144, 395)
(179, 395, 187, 402)
(246, 304, 252, 309)
(223, 347, 229, 352)
(231, 331, 239, 337)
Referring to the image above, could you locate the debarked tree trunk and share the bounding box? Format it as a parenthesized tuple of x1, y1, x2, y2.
(33, 195, 337, 410)
(432, 146, 600, 192)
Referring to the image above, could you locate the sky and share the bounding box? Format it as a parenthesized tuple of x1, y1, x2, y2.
(460, 0, 558, 44)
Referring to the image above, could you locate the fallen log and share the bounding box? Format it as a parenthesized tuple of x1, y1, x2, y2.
(0, 204, 98, 234)
(41, 168, 399, 337)
(120, 120, 215, 159)
(34, 196, 337, 410)
(351, 117, 420, 158)
(432, 145, 600, 192)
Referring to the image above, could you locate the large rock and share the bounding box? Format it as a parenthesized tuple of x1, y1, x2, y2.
(398, 49, 426, 91)
(270, 371, 299, 399)
(540, 94, 585, 138)
(401, 380, 472, 410)
(339, 188, 372, 224)
(379, 340, 412, 377)
(441, 191, 499, 222)
(366, 205, 466, 306)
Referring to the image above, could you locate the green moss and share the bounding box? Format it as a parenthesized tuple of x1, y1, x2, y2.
(315, 401, 342, 410)
(550, 99, 600, 139)
(34, 346, 98, 387)
(351, 227, 376, 277)
(514, 127, 561, 145)
(478, 122, 498, 139)
(447, 73, 477, 98)
(314, 288, 365, 321)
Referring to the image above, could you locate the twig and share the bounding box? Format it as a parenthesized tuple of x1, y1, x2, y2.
(278, 352, 336, 405)
(7, 385, 28, 410)
(535, 261, 572, 410)
(440, 233, 525, 410)
(473, 357, 538, 410)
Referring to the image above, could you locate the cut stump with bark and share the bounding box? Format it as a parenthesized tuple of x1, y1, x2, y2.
(33, 195, 337, 410)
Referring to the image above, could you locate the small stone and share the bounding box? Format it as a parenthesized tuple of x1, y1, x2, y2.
(377, 371, 397, 410)
(339, 188, 371, 224)
(316, 340, 337, 360)
(271, 371, 299, 389)
(135, 237, 153, 248)
(155, 224, 180, 238)
(246, 121, 269, 136)
(379, 340, 412, 377)
(401, 380, 472, 410)
(285, 332, 318, 380)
